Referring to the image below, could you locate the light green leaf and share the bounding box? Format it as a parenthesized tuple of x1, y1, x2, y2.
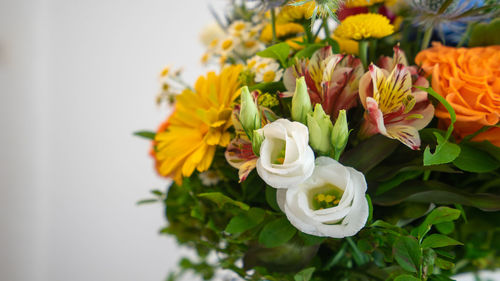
(198, 192, 249, 210)
(294, 44, 324, 60)
(417, 207, 461, 239)
(133, 130, 156, 140)
(294, 267, 315, 281)
(453, 143, 500, 173)
(225, 208, 266, 234)
(393, 236, 422, 273)
(259, 217, 297, 248)
(423, 132, 461, 166)
(421, 234, 463, 249)
(257, 43, 291, 66)
(469, 18, 500, 47)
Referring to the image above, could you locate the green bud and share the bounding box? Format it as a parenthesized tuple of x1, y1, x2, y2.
(291, 77, 312, 124)
(307, 104, 333, 155)
(331, 110, 349, 160)
(252, 129, 264, 156)
(239, 86, 261, 140)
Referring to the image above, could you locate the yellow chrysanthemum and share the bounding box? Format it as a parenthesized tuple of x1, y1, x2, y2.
(332, 35, 359, 55)
(277, 1, 315, 23)
(345, 0, 385, 7)
(260, 23, 305, 43)
(334, 13, 394, 41)
(154, 65, 243, 184)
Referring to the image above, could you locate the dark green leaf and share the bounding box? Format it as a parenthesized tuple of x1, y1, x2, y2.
(225, 208, 266, 234)
(133, 130, 156, 140)
(466, 140, 500, 162)
(366, 194, 373, 223)
(294, 267, 315, 281)
(257, 43, 291, 66)
(394, 274, 421, 281)
(198, 192, 249, 210)
(347, 237, 369, 266)
(372, 180, 500, 212)
(265, 185, 281, 212)
(376, 170, 423, 195)
(341, 134, 399, 173)
(453, 143, 500, 173)
(393, 235, 422, 273)
(435, 221, 454, 235)
(298, 231, 326, 246)
(259, 217, 297, 248)
(421, 234, 463, 249)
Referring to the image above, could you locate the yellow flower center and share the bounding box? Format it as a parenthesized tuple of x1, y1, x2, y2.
(221, 39, 234, 51)
(234, 22, 246, 31)
(309, 183, 344, 210)
(263, 70, 277, 83)
(244, 40, 257, 49)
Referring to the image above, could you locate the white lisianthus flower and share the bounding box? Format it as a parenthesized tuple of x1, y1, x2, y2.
(277, 157, 369, 238)
(256, 119, 315, 189)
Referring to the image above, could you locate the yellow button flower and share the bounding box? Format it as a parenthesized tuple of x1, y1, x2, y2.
(334, 13, 394, 41)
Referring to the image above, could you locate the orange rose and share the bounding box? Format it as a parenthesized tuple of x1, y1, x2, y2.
(415, 43, 500, 146)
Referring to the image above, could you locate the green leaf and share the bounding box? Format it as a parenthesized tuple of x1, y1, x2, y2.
(133, 130, 156, 140)
(198, 192, 249, 210)
(393, 235, 422, 273)
(435, 221, 454, 235)
(435, 257, 455, 270)
(423, 132, 461, 166)
(298, 231, 326, 246)
(417, 86, 461, 166)
(341, 134, 399, 173)
(225, 208, 266, 234)
(421, 234, 463, 249)
(293, 44, 324, 60)
(259, 217, 297, 248)
(394, 274, 421, 281)
(453, 143, 500, 173)
(136, 198, 158, 205)
(417, 207, 461, 239)
(376, 170, 423, 195)
(265, 185, 281, 212)
(257, 43, 291, 66)
(372, 180, 500, 211)
(366, 194, 373, 223)
(347, 237, 369, 266)
(466, 140, 500, 162)
(294, 267, 315, 281)
(469, 18, 500, 47)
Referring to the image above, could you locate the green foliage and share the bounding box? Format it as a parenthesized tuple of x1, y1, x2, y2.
(259, 218, 297, 248)
(133, 130, 156, 140)
(257, 43, 290, 67)
(469, 18, 500, 46)
(453, 143, 500, 173)
(225, 208, 266, 234)
(293, 267, 315, 281)
(393, 235, 421, 273)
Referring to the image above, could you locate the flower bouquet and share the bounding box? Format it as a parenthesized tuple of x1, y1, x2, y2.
(136, 1, 500, 280)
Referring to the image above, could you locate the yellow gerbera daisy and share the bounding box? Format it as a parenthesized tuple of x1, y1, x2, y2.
(153, 65, 243, 184)
(277, 1, 315, 23)
(334, 13, 394, 41)
(260, 22, 305, 43)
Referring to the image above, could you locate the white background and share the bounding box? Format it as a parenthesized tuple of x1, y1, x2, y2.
(0, 0, 498, 281)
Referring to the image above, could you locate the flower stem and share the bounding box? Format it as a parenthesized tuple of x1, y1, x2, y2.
(369, 39, 377, 65)
(303, 21, 314, 43)
(359, 40, 369, 70)
(421, 27, 433, 51)
(271, 8, 277, 43)
(322, 19, 330, 38)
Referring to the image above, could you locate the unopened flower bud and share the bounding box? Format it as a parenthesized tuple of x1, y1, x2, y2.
(331, 110, 349, 160)
(307, 104, 333, 155)
(239, 86, 261, 139)
(252, 129, 264, 156)
(291, 77, 312, 124)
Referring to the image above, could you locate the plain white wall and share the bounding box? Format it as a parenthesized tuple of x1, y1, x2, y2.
(0, 0, 224, 280)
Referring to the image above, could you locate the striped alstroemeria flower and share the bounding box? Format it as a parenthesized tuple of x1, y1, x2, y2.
(358, 63, 435, 150)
